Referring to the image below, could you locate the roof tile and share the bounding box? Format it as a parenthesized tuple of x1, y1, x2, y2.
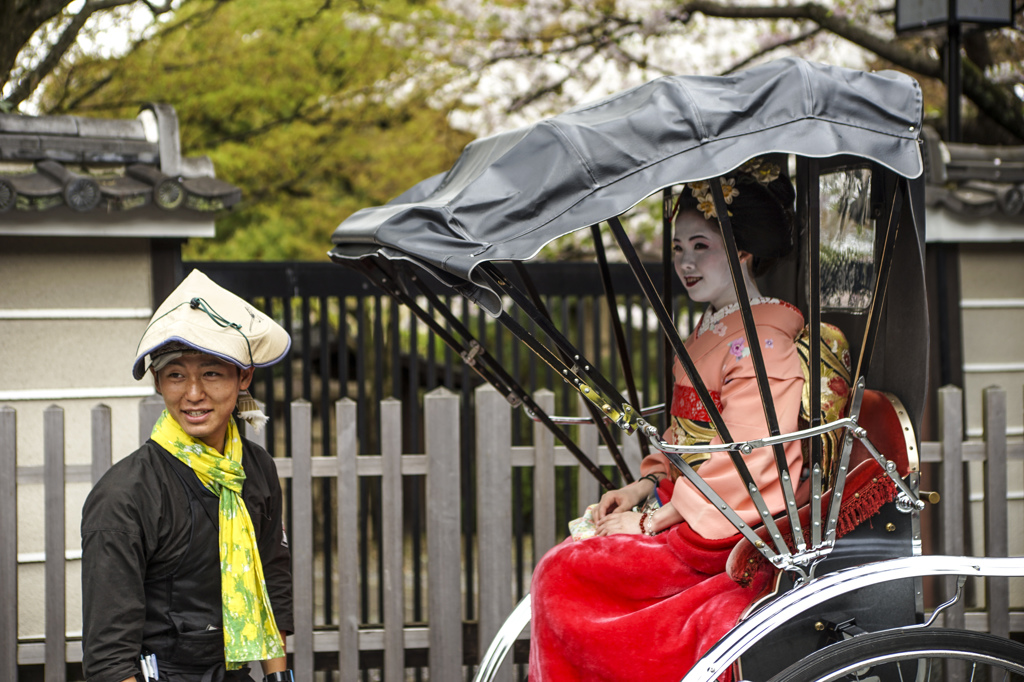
(0, 105, 240, 216)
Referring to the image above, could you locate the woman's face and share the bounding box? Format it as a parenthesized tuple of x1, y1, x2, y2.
(673, 209, 741, 311)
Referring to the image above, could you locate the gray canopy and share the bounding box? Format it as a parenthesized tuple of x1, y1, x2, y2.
(329, 57, 923, 315)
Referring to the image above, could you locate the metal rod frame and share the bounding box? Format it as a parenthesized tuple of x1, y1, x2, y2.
(510, 259, 636, 480)
(708, 179, 805, 553)
(605, 216, 732, 438)
(851, 178, 906, 385)
(357, 257, 617, 490)
(606, 214, 791, 560)
(514, 166, 916, 572)
(661, 189, 675, 428)
(802, 157, 825, 548)
(476, 262, 643, 440)
(590, 223, 651, 461)
(822, 177, 907, 547)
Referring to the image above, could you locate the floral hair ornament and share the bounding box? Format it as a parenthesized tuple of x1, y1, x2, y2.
(669, 157, 783, 222)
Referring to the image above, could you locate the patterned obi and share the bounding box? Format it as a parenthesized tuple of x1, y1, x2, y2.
(667, 384, 721, 470)
(671, 384, 723, 422)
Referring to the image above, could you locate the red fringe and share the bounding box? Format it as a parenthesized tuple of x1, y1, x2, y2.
(727, 471, 898, 587)
(835, 476, 897, 537)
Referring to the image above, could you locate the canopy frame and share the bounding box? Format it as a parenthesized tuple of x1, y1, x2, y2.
(328, 59, 929, 573)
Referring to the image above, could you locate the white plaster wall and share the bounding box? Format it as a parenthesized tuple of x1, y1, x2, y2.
(0, 236, 152, 309)
(1, 235, 158, 643)
(959, 243, 1024, 609)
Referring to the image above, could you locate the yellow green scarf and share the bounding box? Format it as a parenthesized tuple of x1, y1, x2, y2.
(151, 410, 285, 669)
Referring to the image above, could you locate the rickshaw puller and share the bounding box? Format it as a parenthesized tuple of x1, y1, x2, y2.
(81, 270, 295, 682)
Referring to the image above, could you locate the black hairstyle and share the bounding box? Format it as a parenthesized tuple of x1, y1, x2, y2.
(673, 156, 796, 276)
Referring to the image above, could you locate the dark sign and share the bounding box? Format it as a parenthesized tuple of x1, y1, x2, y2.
(896, 0, 1013, 31)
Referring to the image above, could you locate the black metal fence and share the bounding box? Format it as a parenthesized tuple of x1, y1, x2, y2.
(189, 260, 695, 658)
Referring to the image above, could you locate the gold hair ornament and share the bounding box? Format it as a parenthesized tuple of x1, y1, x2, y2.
(671, 157, 782, 222)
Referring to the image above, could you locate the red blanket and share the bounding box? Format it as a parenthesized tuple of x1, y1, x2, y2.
(529, 523, 774, 682)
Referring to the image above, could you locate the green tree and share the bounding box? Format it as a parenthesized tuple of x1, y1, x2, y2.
(38, 0, 474, 260)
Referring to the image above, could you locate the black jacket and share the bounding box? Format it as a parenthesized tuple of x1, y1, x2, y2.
(81, 438, 293, 682)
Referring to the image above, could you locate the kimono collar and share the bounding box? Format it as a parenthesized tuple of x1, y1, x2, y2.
(696, 297, 781, 339)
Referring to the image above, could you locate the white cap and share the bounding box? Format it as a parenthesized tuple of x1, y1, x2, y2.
(133, 269, 291, 380)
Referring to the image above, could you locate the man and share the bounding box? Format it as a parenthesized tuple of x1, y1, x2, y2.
(82, 270, 295, 682)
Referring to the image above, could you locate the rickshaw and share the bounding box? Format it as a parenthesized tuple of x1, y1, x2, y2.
(328, 57, 1024, 681)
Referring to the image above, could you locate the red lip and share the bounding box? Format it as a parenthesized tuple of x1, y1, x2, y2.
(683, 276, 701, 287)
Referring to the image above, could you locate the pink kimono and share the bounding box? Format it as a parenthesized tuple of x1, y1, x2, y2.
(528, 299, 805, 682)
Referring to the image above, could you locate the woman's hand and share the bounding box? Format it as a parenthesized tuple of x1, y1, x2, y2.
(593, 481, 646, 521)
(595, 510, 643, 536)
(597, 504, 683, 536)
(593, 476, 660, 521)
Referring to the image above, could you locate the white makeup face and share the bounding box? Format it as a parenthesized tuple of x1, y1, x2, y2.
(672, 209, 744, 312)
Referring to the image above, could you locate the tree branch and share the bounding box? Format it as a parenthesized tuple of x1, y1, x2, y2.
(723, 27, 822, 75)
(962, 55, 1024, 143)
(53, 70, 115, 113)
(0, 1, 71, 87)
(3, 7, 95, 108)
(141, 0, 174, 12)
(507, 48, 604, 114)
(680, 0, 1024, 140)
(2, 0, 179, 110)
(681, 0, 941, 78)
(2, 0, 142, 109)
(481, 0, 1022, 139)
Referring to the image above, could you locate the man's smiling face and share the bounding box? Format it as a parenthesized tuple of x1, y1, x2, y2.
(154, 353, 253, 453)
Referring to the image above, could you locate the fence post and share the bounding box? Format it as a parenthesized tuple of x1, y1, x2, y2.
(577, 395, 600, 514)
(982, 386, 1009, 637)
(476, 385, 513, 682)
(426, 388, 462, 681)
(1, 407, 17, 682)
(938, 385, 965, 631)
(44, 404, 66, 682)
(532, 390, 556, 563)
(336, 398, 360, 682)
(622, 391, 644, 480)
(139, 395, 164, 445)
(290, 400, 314, 680)
(381, 398, 404, 682)
(91, 404, 112, 485)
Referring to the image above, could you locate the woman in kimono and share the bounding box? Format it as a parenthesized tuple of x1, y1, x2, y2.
(529, 159, 808, 682)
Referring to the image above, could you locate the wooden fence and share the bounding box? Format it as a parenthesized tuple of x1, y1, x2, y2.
(2, 384, 1022, 681)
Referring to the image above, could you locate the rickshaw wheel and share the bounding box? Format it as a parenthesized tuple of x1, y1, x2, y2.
(765, 628, 1024, 682)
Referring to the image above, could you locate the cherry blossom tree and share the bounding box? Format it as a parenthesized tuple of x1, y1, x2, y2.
(435, 0, 1023, 142)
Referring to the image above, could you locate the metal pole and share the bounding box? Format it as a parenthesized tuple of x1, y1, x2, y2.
(946, 0, 962, 142)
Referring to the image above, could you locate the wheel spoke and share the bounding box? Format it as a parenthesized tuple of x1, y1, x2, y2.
(766, 628, 1024, 682)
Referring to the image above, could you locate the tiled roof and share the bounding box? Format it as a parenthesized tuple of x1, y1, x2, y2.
(922, 126, 1024, 218)
(0, 104, 240, 214)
